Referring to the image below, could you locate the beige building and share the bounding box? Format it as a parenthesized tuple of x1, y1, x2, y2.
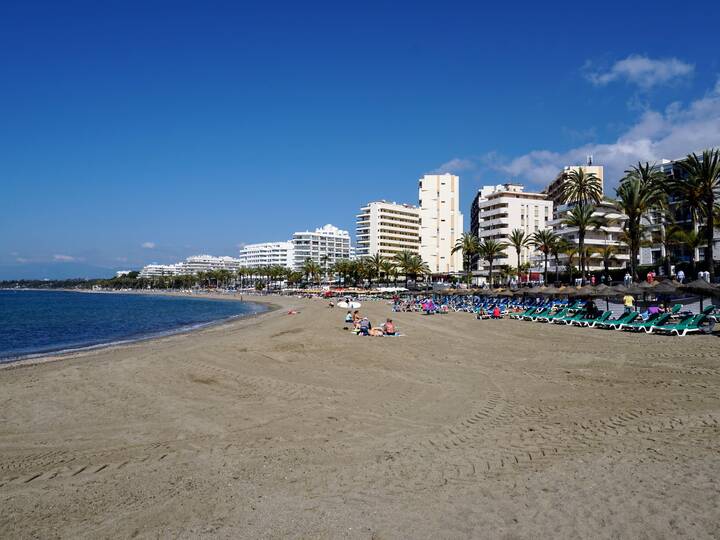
(471, 183, 553, 271)
(418, 173, 464, 274)
(545, 164, 605, 206)
(355, 201, 421, 259)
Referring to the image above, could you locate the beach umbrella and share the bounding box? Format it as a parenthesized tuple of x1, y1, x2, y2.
(528, 285, 549, 296)
(590, 283, 613, 310)
(680, 278, 720, 310)
(496, 288, 515, 297)
(652, 280, 680, 296)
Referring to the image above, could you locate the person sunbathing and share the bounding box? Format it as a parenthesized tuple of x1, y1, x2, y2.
(382, 318, 396, 335)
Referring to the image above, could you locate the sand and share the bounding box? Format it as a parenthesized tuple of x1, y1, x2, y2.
(1, 294, 719, 539)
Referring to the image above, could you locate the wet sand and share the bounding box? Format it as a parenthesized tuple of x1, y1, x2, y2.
(1, 295, 719, 539)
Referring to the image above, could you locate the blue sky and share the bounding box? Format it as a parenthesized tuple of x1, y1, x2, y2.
(2, 1, 719, 278)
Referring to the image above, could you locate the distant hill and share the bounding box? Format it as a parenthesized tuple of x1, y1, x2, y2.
(0, 262, 127, 281)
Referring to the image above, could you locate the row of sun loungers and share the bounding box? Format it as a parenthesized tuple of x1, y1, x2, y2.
(512, 302, 716, 336)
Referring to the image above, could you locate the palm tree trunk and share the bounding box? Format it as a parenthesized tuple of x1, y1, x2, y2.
(488, 260, 494, 289)
(555, 255, 560, 283)
(543, 253, 548, 284)
(579, 235, 585, 283)
(706, 199, 715, 281)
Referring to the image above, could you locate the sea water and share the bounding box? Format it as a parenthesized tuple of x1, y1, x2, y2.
(0, 290, 265, 362)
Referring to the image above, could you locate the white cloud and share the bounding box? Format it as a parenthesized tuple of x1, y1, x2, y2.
(53, 254, 75, 262)
(440, 79, 720, 192)
(16, 257, 29, 263)
(434, 158, 475, 174)
(141, 242, 156, 249)
(586, 55, 694, 89)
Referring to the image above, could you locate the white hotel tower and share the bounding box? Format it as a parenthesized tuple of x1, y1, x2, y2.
(418, 173, 464, 274)
(292, 224, 353, 269)
(356, 201, 421, 258)
(238, 241, 295, 268)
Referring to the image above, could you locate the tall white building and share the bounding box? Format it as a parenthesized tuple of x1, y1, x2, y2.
(418, 173, 464, 274)
(138, 263, 183, 278)
(238, 241, 295, 268)
(356, 201, 421, 259)
(471, 183, 553, 271)
(292, 224, 353, 269)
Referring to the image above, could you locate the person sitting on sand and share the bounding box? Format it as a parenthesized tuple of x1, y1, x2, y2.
(382, 318, 396, 336)
(491, 305, 501, 319)
(352, 310, 361, 325)
(358, 317, 371, 336)
(345, 311, 353, 324)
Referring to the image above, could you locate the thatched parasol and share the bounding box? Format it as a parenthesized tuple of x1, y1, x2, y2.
(680, 279, 720, 309)
(652, 280, 680, 296)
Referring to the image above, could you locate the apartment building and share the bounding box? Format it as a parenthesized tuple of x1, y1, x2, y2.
(292, 224, 353, 270)
(418, 173, 464, 274)
(471, 183, 553, 270)
(542, 164, 629, 273)
(356, 201, 420, 259)
(238, 241, 295, 268)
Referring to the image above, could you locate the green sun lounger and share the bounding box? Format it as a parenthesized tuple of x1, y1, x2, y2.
(553, 309, 587, 325)
(535, 306, 571, 322)
(652, 305, 716, 336)
(571, 310, 613, 327)
(510, 307, 536, 320)
(621, 312, 673, 333)
(537, 302, 583, 323)
(598, 311, 640, 330)
(522, 307, 551, 321)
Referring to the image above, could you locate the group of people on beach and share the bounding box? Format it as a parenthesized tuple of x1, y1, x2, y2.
(344, 310, 397, 337)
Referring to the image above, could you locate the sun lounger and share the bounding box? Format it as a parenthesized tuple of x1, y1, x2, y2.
(621, 312, 673, 333)
(510, 307, 535, 320)
(652, 305, 716, 336)
(552, 309, 587, 325)
(572, 310, 613, 327)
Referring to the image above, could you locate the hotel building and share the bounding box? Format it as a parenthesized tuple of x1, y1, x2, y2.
(292, 224, 353, 270)
(238, 241, 295, 268)
(138, 255, 242, 278)
(418, 173, 464, 274)
(543, 164, 629, 274)
(471, 183, 553, 272)
(545, 164, 605, 206)
(355, 201, 421, 259)
(640, 157, 720, 270)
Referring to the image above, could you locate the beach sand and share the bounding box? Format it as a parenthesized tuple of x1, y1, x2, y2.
(1, 295, 719, 539)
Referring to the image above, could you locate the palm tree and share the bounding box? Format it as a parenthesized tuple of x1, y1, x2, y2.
(531, 229, 558, 284)
(379, 260, 396, 286)
(590, 244, 619, 279)
(451, 232, 481, 286)
(320, 255, 330, 284)
(671, 149, 720, 281)
(405, 255, 430, 286)
(678, 229, 704, 277)
(561, 167, 604, 208)
(563, 205, 602, 281)
(507, 229, 532, 282)
(478, 239, 507, 288)
(616, 162, 665, 281)
(301, 258, 321, 286)
(550, 237, 565, 283)
(556, 238, 578, 284)
(393, 250, 417, 287)
(364, 253, 385, 286)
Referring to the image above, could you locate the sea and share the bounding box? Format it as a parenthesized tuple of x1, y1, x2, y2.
(0, 290, 266, 362)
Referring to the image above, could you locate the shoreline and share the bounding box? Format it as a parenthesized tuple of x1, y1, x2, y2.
(0, 290, 283, 370)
